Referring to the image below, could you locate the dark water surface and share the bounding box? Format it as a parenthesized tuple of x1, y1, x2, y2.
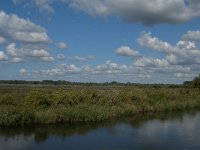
(1, 110, 200, 150)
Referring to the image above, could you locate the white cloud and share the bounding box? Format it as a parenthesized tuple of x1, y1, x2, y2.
(60, 64, 81, 73)
(116, 46, 139, 57)
(58, 42, 67, 49)
(173, 72, 195, 79)
(74, 55, 95, 62)
(0, 11, 55, 63)
(41, 56, 55, 62)
(134, 57, 169, 68)
(0, 51, 8, 61)
(94, 60, 131, 74)
(176, 40, 196, 49)
(19, 68, 28, 75)
(131, 30, 200, 82)
(82, 65, 94, 73)
(35, 61, 133, 79)
(138, 32, 174, 53)
(182, 30, 200, 42)
(13, 32, 50, 44)
(34, 0, 55, 13)
(6, 43, 18, 57)
(26, 49, 49, 57)
(137, 31, 200, 66)
(57, 54, 65, 60)
(13, 0, 55, 13)
(12, 57, 24, 63)
(0, 36, 5, 44)
(37, 64, 81, 76)
(13, 0, 200, 25)
(32, 57, 198, 83)
(66, 0, 200, 25)
(37, 68, 64, 76)
(0, 11, 50, 44)
(6, 43, 55, 62)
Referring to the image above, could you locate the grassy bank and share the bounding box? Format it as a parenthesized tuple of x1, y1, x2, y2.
(0, 85, 200, 126)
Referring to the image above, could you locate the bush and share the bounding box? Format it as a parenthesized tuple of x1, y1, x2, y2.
(0, 94, 16, 106)
(53, 90, 87, 106)
(25, 91, 54, 109)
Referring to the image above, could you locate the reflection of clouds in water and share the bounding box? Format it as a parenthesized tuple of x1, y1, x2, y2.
(107, 124, 134, 137)
(105, 112, 200, 149)
(134, 112, 200, 148)
(0, 134, 35, 150)
(0, 112, 200, 150)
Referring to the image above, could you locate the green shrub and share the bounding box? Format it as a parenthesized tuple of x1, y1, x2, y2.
(0, 86, 200, 126)
(53, 90, 87, 106)
(0, 94, 16, 106)
(25, 91, 54, 109)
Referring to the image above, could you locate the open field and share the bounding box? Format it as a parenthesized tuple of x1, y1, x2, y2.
(0, 85, 200, 126)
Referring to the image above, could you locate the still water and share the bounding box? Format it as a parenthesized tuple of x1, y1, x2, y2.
(1, 110, 200, 150)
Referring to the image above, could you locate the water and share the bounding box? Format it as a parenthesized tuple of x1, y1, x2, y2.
(1, 110, 200, 150)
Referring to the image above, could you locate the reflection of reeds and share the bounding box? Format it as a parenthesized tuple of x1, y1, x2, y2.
(0, 109, 198, 143)
(0, 86, 200, 126)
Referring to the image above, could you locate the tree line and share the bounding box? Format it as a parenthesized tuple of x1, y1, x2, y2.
(2, 74, 200, 87)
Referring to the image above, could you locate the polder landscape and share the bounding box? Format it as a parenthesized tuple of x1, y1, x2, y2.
(1, 0, 200, 150)
(0, 75, 200, 126)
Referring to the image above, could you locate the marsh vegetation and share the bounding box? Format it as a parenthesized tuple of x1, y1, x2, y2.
(0, 84, 200, 126)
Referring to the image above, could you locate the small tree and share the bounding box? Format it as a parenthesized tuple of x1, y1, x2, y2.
(192, 74, 200, 91)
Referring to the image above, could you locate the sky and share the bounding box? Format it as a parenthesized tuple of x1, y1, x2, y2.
(0, 0, 200, 83)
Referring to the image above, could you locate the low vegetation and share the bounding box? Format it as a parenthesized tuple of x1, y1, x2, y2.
(0, 84, 200, 126)
(0, 74, 199, 126)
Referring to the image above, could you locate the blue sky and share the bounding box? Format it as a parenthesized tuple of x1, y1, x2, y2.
(0, 0, 200, 83)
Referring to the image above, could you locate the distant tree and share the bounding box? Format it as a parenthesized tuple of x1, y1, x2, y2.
(192, 74, 200, 89)
(183, 81, 192, 87)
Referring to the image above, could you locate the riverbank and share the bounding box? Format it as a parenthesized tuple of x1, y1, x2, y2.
(0, 85, 200, 126)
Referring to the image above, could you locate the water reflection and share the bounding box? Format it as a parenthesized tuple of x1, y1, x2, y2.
(0, 110, 200, 150)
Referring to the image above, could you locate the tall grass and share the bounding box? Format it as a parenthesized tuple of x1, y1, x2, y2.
(0, 86, 200, 126)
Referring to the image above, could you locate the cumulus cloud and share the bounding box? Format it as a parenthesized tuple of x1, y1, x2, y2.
(132, 30, 200, 81)
(69, 0, 200, 25)
(134, 57, 169, 68)
(37, 64, 81, 76)
(173, 72, 195, 79)
(13, 0, 55, 13)
(176, 40, 196, 49)
(0, 11, 50, 44)
(6, 43, 55, 62)
(34, 0, 55, 13)
(0, 11, 56, 63)
(12, 57, 24, 63)
(182, 30, 200, 43)
(0, 36, 5, 44)
(6, 43, 18, 57)
(60, 64, 81, 73)
(58, 42, 67, 49)
(116, 46, 139, 57)
(73, 55, 95, 62)
(138, 32, 174, 53)
(137, 31, 200, 66)
(37, 68, 64, 76)
(25, 49, 50, 57)
(19, 68, 28, 75)
(94, 60, 131, 74)
(13, 0, 200, 25)
(57, 54, 65, 60)
(41, 56, 55, 62)
(0, 51, 8, 61)
(35, 60, 133, 78)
